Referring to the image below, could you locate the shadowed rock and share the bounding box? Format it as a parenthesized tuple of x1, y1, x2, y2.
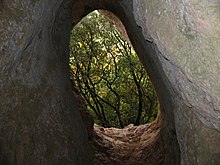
(0, 0, 219, 164)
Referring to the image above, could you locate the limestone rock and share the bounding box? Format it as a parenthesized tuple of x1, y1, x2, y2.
(0, 1, 91, 164)
(133, 0, 220, 164)
(0, 0, 219, 164)
(92, 116, 163, 165)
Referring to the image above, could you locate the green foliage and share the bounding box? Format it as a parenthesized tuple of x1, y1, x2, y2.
(69, 11, 158, 128)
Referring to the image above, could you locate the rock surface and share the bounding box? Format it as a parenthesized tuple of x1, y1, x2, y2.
(0, 0, 219, 164)
(92, 115, 163, 165)
(133, 0, 220, 164)
(0, 1, 90, 164)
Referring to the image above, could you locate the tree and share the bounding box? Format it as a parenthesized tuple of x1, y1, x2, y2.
(69, 11, 158, 128)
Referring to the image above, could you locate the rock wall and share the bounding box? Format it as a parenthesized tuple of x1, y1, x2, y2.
(0, 0, 219, 164)
(133, 0, 220, 164)
(0, 1, 90, 164)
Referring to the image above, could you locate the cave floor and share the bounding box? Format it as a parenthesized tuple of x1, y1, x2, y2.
(91, 117, 164, 165)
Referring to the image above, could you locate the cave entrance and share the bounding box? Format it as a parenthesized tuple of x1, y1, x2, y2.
(70, 10, 159, 128)
(70, 10, 164, 165)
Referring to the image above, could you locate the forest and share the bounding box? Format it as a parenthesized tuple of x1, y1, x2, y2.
(69, 11, 158, 128)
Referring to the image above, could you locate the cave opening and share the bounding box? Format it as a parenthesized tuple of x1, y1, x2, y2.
(69, 10, 164, 164)
(69, 10, 159, 128)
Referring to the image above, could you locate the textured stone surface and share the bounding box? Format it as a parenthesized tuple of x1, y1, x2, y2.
(92, 115, 163, 165)
(0, 0, 220, 164)
(133, 0, 220, 164)
(0, 0, 90, 164)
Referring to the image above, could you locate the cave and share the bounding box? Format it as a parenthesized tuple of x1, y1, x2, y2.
(70, 10, 163, 165)
(71, 4, 181, 163)
(0, 0, 220, 165)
